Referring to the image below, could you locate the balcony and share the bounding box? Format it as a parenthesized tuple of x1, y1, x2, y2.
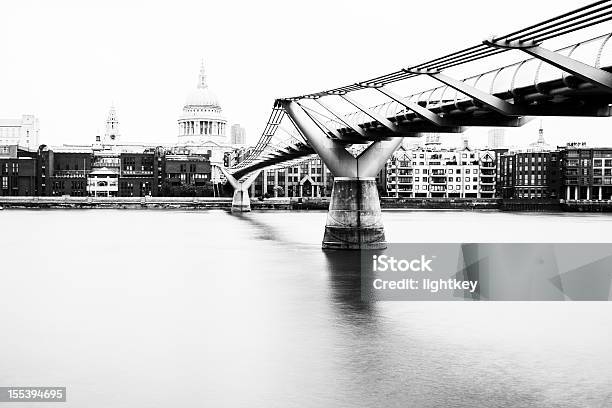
(121, 170, 154, 176)
(53, 170, 90, 178)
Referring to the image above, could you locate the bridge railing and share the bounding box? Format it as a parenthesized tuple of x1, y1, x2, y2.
(322, 32, 612, 133)
(228, 1, 612, 176)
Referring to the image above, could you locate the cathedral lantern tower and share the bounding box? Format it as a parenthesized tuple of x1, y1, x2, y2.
(177, 62, 228, 146)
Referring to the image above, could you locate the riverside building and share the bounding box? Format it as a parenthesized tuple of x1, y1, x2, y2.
(498, 124, 563, 200)
(385, 144, 497, 199)
(562, 143, 612, 201)
(250, 158, 333, 198)
(0, 145, 38, 196)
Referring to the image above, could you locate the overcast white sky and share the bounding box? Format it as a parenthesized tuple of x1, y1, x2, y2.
(1, 0, 611, 149)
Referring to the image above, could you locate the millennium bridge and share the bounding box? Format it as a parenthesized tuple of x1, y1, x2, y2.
(218, 0, 612, 250)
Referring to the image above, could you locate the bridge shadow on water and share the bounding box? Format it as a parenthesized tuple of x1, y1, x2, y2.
(228, 212, 284, 242)
(229, 211, 379, 320)
(322, 250, 377, 317)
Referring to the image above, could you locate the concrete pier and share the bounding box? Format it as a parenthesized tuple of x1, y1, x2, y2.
(217, 166, 261, 213)
(282, 100, 403, 250)
(323, 177, 386, 249)
(231, 188, 252, 212)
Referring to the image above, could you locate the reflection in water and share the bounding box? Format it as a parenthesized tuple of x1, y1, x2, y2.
(323, 250, 374, 314)
(231, 212, 282, 242)
(0, 209, 611, 407)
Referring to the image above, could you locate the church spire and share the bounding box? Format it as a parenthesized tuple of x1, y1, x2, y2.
(104, 105, 120, 144)
(198, 60, 207, 89)
(537, 119, 545, 144)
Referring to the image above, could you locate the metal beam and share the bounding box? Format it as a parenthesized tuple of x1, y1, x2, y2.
(307, 113, 365, 144)
(339, 94, 401, 133)
(297, 102, 344, 140)
(375, 86, 457, 128)
(282, 100, 358, 177)
(312, 98, 369, 138)
(404, 115, 533, 129)
(484, 38, 612, 93)
(406, 68, 522, 116)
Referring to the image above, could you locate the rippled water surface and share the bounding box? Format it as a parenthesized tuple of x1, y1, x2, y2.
(0, 209, 611, 407)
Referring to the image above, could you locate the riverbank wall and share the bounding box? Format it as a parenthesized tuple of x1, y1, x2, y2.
(1, 196, 612, 212)
(380, 197, 499, 210)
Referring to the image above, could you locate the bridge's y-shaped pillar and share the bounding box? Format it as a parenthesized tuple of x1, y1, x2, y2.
(217, 167, 261, 213)
(282, 100, 403, 250)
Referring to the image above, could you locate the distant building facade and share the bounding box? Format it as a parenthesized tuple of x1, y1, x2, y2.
(498, 124, 562, 200)
(119, 149, 163, 197)
(39, 147, 92, 196)
(230, 124, 246, 145)
(163, 153, 212, 194)
(385, 145, 497, 198)
(251, 158, 333, 198)
(0, 115, 39, 151)
(487, 129, 505, 149)
(0, 145, 37, 196)
(561, 143, 612, 201)
(499, 150, 562, 199)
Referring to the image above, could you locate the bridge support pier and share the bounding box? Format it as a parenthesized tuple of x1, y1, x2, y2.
(217, 167, 261, 213)
(323, 177, 386, 249)
(283, 100, 403, 250)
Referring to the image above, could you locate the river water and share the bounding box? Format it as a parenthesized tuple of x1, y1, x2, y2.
(0, 209, 611, 407)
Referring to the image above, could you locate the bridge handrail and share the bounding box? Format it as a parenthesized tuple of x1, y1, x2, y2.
(318, 31, 612, 134)
(286, 0, 612, 100)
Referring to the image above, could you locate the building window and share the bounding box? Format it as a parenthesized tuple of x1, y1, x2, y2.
(123, 157, 135, 171)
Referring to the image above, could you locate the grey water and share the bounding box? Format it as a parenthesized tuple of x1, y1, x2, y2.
(0, 209, 611, 407)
